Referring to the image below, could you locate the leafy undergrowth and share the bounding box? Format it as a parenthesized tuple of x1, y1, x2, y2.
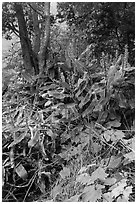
(2, 44, 135, 202)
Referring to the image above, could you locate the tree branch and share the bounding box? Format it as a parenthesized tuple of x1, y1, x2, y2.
(7, 22, 20, 37)
(28, 3, 44, 18)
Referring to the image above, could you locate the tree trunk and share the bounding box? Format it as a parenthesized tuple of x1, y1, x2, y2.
(14, 3, 39, 75)
(31, 3, 40, 55)
(39, 2, 50, 75)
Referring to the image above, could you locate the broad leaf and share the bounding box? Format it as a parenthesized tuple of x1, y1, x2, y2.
(60, 167, 70, 179)
(90, 167, 108, 183)
(81, 184, 103, 201)
(107, 156, 122, 169)
(122, 186, 132, 200)
(76, 173, 91, 185)
(52, 184, 62, 198)
(124, 152, 135, 161)
(111, 130, 125, 141)
(104, 177, 116, 185)
(110, 179, 127, 198)
(103, 129, 114, 142)
(106, 120, 121, 128)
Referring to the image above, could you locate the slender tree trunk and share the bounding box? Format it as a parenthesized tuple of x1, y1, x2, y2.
(39, 2, 50, 75)
(14, 3, 39, 75)
(31, 3, 40, 55)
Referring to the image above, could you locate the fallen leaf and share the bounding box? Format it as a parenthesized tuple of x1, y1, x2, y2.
(15, 164, 27, 180)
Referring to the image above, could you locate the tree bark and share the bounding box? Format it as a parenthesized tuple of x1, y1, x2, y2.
(39, 2, 50, 75)
(31, 3, 40, 55)
(14, 3, 39, 75)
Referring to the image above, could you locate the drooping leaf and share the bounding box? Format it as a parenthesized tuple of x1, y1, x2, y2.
(73, 59, 85, 74)
(15, 108, 24, 126)
(39, 179, 46, 193)
(75, 80, 87, 98)
(79, 89, 92, 108)
(82, 100, 96, 117)
(28, 129, 39, 147)
(21, 71, 34, 83)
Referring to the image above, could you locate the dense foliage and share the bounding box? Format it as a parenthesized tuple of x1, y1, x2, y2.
(57, 2, 135, 65)
(2, 2, 135, 202)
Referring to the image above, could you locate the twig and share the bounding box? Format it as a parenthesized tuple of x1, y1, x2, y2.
(23, 171, 37, 201)
(4, 188, 18, 202)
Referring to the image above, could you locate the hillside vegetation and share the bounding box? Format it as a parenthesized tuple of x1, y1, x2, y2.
(2, 2, 135, 202)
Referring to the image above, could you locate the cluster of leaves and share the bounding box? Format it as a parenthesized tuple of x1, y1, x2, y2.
(43, 43, 135, 202)
(2, 42, 135, 201)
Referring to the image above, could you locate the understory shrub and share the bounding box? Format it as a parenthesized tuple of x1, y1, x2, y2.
(2, 44, 135, 202)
